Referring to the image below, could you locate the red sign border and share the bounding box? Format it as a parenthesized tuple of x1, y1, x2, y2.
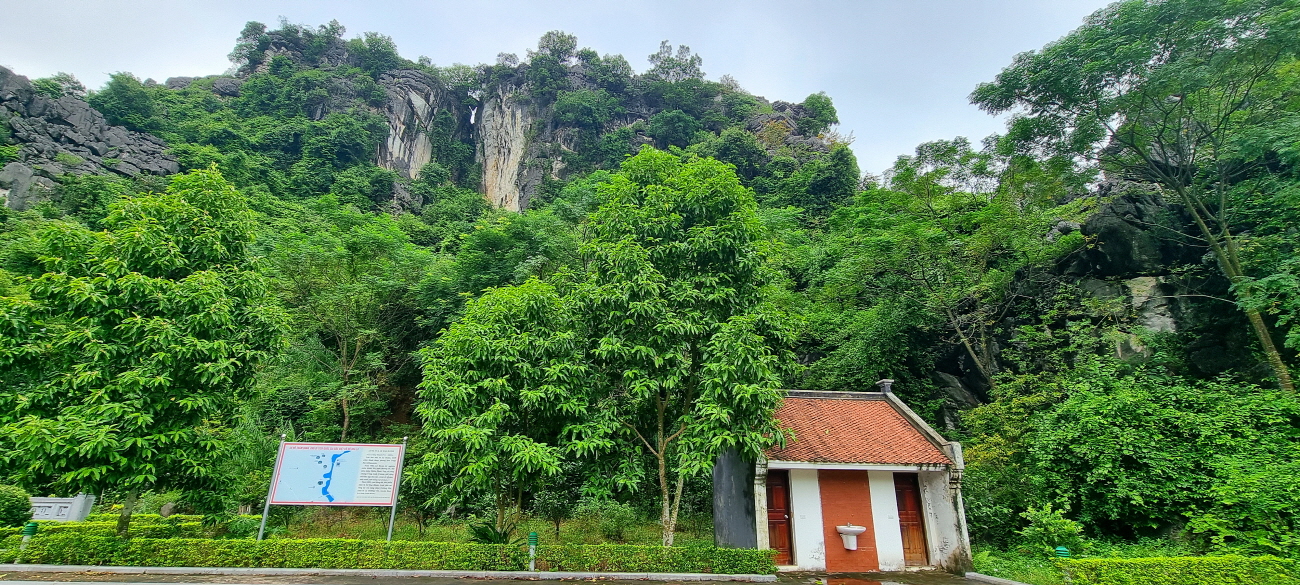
(268, 442, 405, 507)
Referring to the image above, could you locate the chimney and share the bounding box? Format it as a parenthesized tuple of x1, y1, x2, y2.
(876, 379, 894, 393)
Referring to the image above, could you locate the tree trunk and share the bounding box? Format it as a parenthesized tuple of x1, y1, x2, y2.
(340, 394, 350, 442)
(116, 488, 140, 537)
(658, 452, 673, 546)
(496, 485, 508, 532)
(1174, 186, 1295, 393)
(1246, 307, 1296, 393)
(948, 309, 995, 389)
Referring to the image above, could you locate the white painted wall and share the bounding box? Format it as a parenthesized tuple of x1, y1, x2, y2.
(919, 470, 969, 570)
(868, 471, 905, 571)
(788, 469, 826, 571)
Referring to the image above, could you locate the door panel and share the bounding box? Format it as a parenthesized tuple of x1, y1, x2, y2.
(894, 473, 929, 566)
(766, 470, 794, 565)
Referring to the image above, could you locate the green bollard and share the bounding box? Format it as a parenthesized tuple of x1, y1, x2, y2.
(17, 521, 40, 563)
(528, 531, 539, 571)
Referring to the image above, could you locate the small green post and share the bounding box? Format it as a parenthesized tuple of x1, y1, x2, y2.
(528, 531, 539, 571)
(17, 521, 40, 562)
(1055, 546, 1070, 558)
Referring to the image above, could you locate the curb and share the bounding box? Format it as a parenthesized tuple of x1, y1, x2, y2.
(2, 564, 778, 582)
(964, 572, 1033, 585)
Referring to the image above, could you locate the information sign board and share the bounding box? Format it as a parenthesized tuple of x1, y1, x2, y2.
(268, 442, 404, 506)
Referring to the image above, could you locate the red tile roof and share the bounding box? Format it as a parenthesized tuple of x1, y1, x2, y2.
(766, 394, 952, 465)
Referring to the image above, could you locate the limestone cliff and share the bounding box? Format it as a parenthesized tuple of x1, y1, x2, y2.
(376, 69, 464, 181)
(0, 66, 178, 211)
(477, 86, 535, 212)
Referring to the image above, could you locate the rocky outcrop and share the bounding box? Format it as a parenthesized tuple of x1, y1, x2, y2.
(477, 87, 536, 212)
(375, 70, 465, 181)
(1063, 183, 1203, 278)
(0, 66, 178, 210)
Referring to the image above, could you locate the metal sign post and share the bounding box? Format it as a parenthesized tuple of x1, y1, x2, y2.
(257, 434, 287, 541)
(385, 437, 408, 542)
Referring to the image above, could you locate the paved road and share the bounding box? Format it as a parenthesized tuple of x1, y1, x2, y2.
(0, 573, 986, 585)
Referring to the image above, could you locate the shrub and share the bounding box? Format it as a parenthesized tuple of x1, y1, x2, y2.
(1018, 504, 1084, 557)
(575, 499, 638, 543)
(38, 521, 208, 538)
(54, 152, 84, 167)
(0, 145, 19, 164)
(3, 534, 777, 574)
(0, 485, 32, 527)
(1059, 555, 1300, 585)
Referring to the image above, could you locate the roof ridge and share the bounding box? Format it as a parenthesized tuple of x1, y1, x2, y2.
(783, 389, 886, 400)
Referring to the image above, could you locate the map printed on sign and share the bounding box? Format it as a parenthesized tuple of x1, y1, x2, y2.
(268, 442, 404, 506)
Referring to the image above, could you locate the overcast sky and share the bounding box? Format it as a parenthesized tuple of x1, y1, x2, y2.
(0, 0, 1112, 174)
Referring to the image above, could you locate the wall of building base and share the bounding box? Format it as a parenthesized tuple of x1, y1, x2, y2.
(788, 469, 826, 571)
(868, 471, 906, 571)
(817, 470, 879, 572)
(920, 470, 971, 571)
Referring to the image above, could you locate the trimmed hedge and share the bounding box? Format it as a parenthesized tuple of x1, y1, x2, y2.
(1059, 555, 1300, 585)
(44, 521, 208, 538)
(84, 514, 207, 523)
(1, 534, 777, 574)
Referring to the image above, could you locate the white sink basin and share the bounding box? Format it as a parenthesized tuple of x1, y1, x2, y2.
(836, 523, 867, 550)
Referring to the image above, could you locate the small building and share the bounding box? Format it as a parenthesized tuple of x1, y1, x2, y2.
(754, 384, 971, 572)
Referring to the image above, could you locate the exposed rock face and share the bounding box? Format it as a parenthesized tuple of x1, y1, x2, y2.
(1064, 183, 1203, 278)
(477, 87, 535, 211)
(0, 66, 178, 210)
(375, 70, 464, 181)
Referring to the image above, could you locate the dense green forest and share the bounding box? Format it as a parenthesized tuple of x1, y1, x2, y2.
(2, 0, 1300, 560)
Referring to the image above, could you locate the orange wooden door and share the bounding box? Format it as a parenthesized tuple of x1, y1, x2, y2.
(766, 470, 794, 565)
(894, 473, 929, 566)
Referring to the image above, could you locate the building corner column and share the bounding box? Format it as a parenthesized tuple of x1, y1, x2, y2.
(754, 457, 770, 550)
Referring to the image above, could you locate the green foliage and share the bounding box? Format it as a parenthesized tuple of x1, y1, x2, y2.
(972, 547, 1065, 585)
(578, 51, 633, 93)
(972, 0, 1300, 391)
(535, 31, 578, 63)
(1059, 555, 1300, 585)
(53, 152, 83, 167)
(346, 32, 406, 79)
(0, 145, 18, 165)
(647, 110, 700, 148)
(467, 521, 522, 545)
(1029, 363, 1300, 537)
(526, 54, 570, 103)
(1018, 504, 1084, 557)
(0, 167, 288, 501)
(690, 127, 766, 181)
(36, 521, 208, 538)
(797, 92, 838, 136)
(88, 73, 157, 132)
(575, 498, 638, 543)
(531, 489, 574, 536)
(1, 533, 777, 573)
(0, 485, 32, 527)
(229, 21, 271, 71)
(646, 41, 703, 82)
(554, 90, 622, 130)
(31, 73, 86, 100)
(414, 279, 575, 528)
(260, 196, 433, 442)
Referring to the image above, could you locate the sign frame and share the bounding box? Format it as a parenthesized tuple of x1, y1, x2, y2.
(257, 436, 408, 541)
(268, 441, 405, 507)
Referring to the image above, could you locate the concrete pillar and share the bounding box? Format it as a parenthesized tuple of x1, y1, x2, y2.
(713, 447, 758, 548)
(754, 458, 770, 550)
